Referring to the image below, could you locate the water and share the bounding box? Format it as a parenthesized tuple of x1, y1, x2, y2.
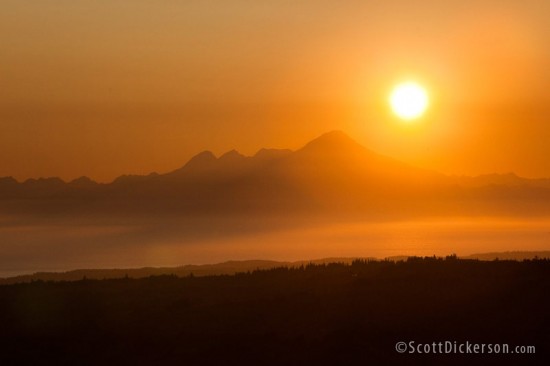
(1, 215, 549, 277)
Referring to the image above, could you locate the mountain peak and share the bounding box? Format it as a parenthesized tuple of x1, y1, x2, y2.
(317, 130, 350, 139)
(70, 176, 98, 187)
(220, 149, 242, 156)
(297, 130, 366, 156)
(181, 150, 216, 170)
(219, 149, 246, 161)
(0, 176, 18, 184)
(304, 130, 356, 146)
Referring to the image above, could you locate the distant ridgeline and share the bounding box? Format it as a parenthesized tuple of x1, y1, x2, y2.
(2, 252, 549, 285)
(1, 131, 550, 217)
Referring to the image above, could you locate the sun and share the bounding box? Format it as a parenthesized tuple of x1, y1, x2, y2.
(389, 82, 429, 121)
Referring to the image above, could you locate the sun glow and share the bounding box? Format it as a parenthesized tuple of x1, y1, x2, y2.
(390, 82, 429, 121)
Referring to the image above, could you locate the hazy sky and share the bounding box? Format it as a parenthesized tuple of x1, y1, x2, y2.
(1, 0, 549, 181)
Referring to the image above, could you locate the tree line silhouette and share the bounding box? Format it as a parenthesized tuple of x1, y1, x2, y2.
(0, 257, 548, 365)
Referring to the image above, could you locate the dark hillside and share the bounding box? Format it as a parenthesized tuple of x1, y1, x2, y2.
(0, 257, 548, 365)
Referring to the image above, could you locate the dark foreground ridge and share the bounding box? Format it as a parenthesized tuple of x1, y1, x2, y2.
(2, 251, 550, 285)
(1, 257, 548, 365)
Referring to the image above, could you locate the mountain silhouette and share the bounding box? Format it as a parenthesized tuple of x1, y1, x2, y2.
(1, 131, 550, 216)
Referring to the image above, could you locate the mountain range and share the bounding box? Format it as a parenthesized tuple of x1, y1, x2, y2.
(2, 131, 550, 217)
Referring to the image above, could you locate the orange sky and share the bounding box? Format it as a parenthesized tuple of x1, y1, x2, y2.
(1, 0, 550, 182)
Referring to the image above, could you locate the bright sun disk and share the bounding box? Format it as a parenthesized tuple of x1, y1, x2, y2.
(390, 82, 429, 121)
